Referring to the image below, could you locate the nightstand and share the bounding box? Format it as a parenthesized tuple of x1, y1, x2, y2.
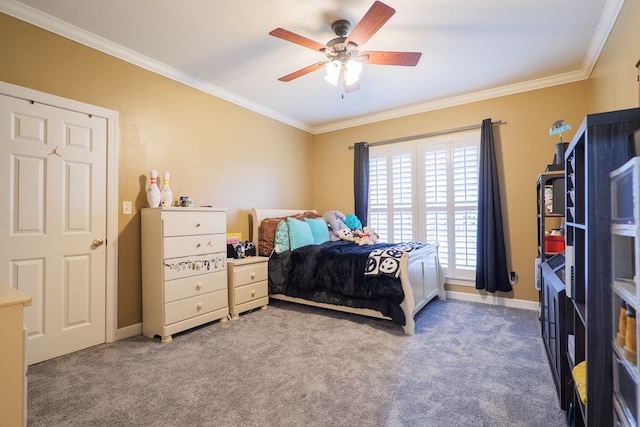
(227, 256, 269, 319)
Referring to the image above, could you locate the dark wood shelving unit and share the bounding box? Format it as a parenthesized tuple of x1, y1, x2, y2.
(564, 107, 640, 426)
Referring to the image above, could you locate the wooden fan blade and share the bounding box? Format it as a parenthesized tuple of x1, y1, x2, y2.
(345, 1, 395, 48)
(269, 28, 327, 52)
(344, 80, 360, 93)
(361, 51, 422, 66)
(278, 62, 327, 82)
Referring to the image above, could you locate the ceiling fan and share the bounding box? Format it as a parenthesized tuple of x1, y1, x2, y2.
(269, 1, 421, 94)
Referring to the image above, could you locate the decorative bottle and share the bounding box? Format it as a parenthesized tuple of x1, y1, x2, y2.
(146, 170, 161, 208)
(160, 171, 174, 207)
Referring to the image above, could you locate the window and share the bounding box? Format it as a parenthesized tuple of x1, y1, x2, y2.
(369, 131, 480, 283)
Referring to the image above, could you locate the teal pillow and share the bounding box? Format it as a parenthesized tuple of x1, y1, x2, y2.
(304, 217, 330, 244)
(287, 217, 315, 250)
(273, 220, 290, 253)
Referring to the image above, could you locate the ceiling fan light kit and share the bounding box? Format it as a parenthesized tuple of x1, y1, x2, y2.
(269, 1, 421, 94)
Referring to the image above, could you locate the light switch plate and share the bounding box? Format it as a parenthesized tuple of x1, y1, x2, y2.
(122, 201, 132, 215)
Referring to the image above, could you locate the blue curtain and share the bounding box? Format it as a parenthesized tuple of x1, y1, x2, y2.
(354, 142, 369, 226)
(476, 119, 512, 292)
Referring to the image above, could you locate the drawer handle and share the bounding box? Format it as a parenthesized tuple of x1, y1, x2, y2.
(196, 223, 201, 228)
(196, 302, 204, 310)
(251, 290, 256, 297)
(196, 243, 201, 248)
(250, 273, 256, 280)
(196, 282, 203, 290)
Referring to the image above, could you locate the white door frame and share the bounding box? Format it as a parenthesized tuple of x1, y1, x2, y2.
(0, 80, 119, 343)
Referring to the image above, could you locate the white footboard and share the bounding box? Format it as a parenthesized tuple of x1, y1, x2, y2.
(398, 243, 446, 335)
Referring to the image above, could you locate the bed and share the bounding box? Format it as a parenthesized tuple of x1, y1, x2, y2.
(250, 208, 446, 334)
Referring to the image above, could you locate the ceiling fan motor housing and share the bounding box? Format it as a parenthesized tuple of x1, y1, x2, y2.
(331, 20, 351, 37)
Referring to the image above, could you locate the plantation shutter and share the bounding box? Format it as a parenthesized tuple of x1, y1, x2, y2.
(392, 153, 413, 242)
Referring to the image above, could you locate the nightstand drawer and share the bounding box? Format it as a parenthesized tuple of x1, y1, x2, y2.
(231, 263, 268, 287)
(164, 271, 227, 303)
(164, 288, 227, 325)
(234, 280, 268, 305)
(162, 211, 226, 236)
(163, 234, 226, 259)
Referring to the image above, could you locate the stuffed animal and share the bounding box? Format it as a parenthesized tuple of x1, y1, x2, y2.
(336, 228, 354, 241)
(363, 226, 379, 244)
(323, 210, 349, 241)
(344, 214, 363, 231)
(352, 228, 374, 245)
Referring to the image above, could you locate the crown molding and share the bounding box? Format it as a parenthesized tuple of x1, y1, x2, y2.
(312, 70, 589, 134)
(581, 0, 625, 77)
(0, 0, 313, 133)
(0, 0, 623, 135)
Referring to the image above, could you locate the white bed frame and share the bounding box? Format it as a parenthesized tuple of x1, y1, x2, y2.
(250, 208, 446, 335)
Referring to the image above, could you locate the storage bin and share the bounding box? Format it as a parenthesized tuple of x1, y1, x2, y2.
(613, 353, 638, 425)
(610, 157, 640, 226)
(545, 235, 565, 253)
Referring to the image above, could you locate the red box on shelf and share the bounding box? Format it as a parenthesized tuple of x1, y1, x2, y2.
(545, 235, 565, 253)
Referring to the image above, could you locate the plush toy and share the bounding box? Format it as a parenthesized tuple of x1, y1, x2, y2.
(323, 210, 349, 241)
(344, 214, 363, 231)
(352, 228, 374, 245)
(336, 228, 355, 241)
(363, 226, 379, 244)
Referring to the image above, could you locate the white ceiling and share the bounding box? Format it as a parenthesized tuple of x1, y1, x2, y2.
(0, 0, 622, 133)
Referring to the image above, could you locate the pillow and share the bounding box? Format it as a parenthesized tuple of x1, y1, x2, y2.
(258, 214, 304, 256)
(273, 220, 290, 253)
(304, 217, 330, 244)
(302, 210, 322, 219)
(287, 217, 315, 250)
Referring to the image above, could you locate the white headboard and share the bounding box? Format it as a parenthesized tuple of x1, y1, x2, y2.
(250, 208, 317, 250)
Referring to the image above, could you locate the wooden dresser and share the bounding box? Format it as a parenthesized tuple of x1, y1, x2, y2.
(0, 284, 32, 427)
(227, 256, 269, 319)
(141, 207, 228, 343)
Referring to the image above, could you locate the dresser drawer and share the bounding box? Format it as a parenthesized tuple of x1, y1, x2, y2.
(164, 271, 227, 303)
(162, 211, 226, 237)
(163, 253, 226, 281)
(234, 280, 268, 305)
(231, 263, 268, 287)
(163, 234, 226, 259)
(164, 289, 227, 325)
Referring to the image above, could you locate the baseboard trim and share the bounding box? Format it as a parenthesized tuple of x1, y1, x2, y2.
(446, 290, 538, 311)
(115, 322, 142, 340)
(112, 293, 538, 340)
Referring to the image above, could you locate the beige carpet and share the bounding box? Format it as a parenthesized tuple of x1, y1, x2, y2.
(27, 298, 566, 426)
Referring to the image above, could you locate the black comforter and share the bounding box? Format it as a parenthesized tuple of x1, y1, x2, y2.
(268, 240, 406, 325)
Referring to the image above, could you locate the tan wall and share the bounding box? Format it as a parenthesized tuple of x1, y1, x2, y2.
(3, 0, 639, 328)
(587, 0, 640, 112)
(313, 83, 589, 303)
(0, 14, 314, 328)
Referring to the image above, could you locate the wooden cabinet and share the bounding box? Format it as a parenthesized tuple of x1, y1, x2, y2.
(540, 257, 568, 409)
(141, 207, 229, 343)
(564, 108, 640, 426)
(537, 171, 567, 408)
(227, 256, 269, 319)
(0, 284, 31, 427)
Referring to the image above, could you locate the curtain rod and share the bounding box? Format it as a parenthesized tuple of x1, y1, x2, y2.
(348, 120, 506, 150)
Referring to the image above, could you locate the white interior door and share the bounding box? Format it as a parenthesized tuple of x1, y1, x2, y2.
(0, 94, 107, 365)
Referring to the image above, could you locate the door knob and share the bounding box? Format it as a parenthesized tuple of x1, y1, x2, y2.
(92, 238, 105, 247)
